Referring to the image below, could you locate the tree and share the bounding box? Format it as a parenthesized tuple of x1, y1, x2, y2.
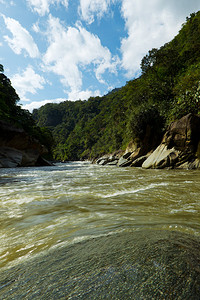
(140, 48, 158, 74)
(0, 64, 4, 73)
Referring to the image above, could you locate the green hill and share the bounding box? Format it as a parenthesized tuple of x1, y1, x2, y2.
(32, 12, 200, 161)
(0, 65, 54, 159)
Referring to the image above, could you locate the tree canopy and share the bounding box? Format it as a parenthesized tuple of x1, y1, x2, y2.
(30, 12, 200, 160)
(0, 66, 54, 158)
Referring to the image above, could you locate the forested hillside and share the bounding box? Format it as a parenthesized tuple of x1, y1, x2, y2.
(33, 12, 200, 161)
(0, 65, 54, 158)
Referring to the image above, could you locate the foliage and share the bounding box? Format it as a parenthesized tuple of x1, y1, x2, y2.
(0, 72, 20, 121)
(0, 64, 4, 73)
(0, 67, 54, 157)
(32, 11, 200, 161)
(127, 105, 165, 143)
(170, 82, 200, 120)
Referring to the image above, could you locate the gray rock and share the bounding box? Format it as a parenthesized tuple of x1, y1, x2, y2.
(0, 121, 49, 168)
(96, 152, 121, 166)
(123, 152, 132, 159)
(0, 230, 199, 299)
(177, 158, 200, 169)
(142, 145, 179, 169)
(117, 157, 132, 167)
(142, 113, 200, 169)
(98, 159, 108, 165)
(106, 160, 118, 166)
(0, 147, 22, 168)
(131, 154, 149, 167)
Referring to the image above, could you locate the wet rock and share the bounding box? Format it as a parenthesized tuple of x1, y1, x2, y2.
(96, 155, 111, 165)
(131, 154, 150, 167)
(106, 160, 118, 166)
(0, 230, 199, 299)
(123, 152, 132, 159)
(0, 147, 22, 168)
(163, 113, 200, 151)
(117, 157, 132, 167)
(96, 151, 122, 166)
(142, 114, 200, 169)
(142, 145, 180, 169)
(0, 120, 49, 168)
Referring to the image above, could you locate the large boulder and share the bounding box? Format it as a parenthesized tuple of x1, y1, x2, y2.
(96, 150, 122, 166)
(142, 114, 200, 169)
(142, 145, 179, 169)
(0, 147, 23, 168)
(0, 120, 50, 168)
(117, 157, 132, 167)
(121, 120, 163, 167)
(131, 154, 151, 167)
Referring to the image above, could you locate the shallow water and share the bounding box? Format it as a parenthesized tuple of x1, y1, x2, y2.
(0, 162, 200, 298)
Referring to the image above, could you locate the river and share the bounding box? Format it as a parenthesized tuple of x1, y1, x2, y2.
(0, 162, 200, 298)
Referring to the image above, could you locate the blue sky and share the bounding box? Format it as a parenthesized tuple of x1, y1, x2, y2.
(1, 0, 200, 111)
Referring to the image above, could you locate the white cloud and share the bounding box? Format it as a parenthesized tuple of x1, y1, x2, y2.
(22, 90, 101, 112)
(32, 21, 40, 33)
(79, 0, 115, 24)
(22, 98, 66, 112)
(120, 0, 200, 78)
(2, 15, 39, 58)
(43, 15, 118, 95)
(68, 89, 101, 101)
(11, 66, 46, 101)
(27, 0, 69, 16)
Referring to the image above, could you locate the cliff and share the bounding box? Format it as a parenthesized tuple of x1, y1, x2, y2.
(96, 113, 200, 170)
(0, 121, 52, 168)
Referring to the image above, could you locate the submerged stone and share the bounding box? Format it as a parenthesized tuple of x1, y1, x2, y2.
(0, 230, 199, 299)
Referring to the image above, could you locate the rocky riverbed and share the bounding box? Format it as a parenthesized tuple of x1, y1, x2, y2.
(0, 230, 199, 299)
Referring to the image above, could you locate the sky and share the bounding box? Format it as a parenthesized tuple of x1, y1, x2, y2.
(1, 0, 200, 112)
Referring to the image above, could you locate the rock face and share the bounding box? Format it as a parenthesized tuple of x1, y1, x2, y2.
(142, 113, 200, 169)
(95, 150, 123, 166)
(0, 120, 51, 168)
(96, 113, 200, 170)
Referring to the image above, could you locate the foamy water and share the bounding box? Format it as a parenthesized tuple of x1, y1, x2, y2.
(0, 162, 200, 271)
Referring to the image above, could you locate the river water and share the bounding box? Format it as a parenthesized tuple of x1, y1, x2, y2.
(0, 162, 200, 298)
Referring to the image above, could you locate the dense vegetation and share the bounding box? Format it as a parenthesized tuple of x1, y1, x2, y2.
(0, 65, 54, 158)
(4, 12, 200, 162)
(33, 12, 200, 161)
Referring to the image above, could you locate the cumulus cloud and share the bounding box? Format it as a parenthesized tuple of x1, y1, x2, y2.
(79, 0, 115, 24)
(43, 15, 118, 95)
(32, 21, 40, 33)
(11, 66, 46, 101)
(22, 98, 66, 112)
(2, 15, 39, 58)
(120, 0, 200, 77)
(68, 89, 101, 101)
(27, 0, 69, 16)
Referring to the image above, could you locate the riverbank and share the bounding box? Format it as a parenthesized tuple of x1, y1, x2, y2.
(0, 120, 52, 168)
(95, 113, 200, 170)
